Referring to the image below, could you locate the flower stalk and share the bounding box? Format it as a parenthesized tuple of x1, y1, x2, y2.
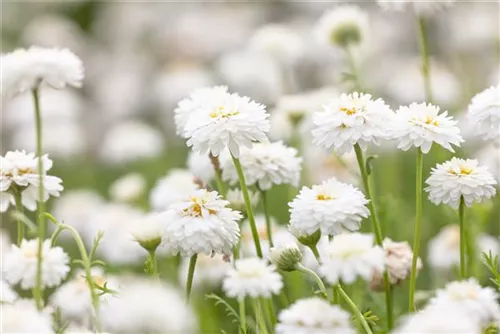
(13, 188, 24, 245)
(409, 148, 423, 311)
(417, 17, 433, 103)
(296, 263, 328, 299)
(337, 284, 373, 334)
(459, 195, 467, 278)
(260, 190, 274, 248)
(185, 254, 198, 303)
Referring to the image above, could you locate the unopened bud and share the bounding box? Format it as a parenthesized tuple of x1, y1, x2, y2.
(269, 243, 303, 272)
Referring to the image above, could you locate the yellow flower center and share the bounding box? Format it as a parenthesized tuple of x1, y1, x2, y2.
(424, 116, 439, 126)
(183, 196, 217, 217)
(210, 106, 239, 118)
(2, 167, 36, 178)
(448, 165, 473, 176)
(316, 193, 333, 201)
(340, 107, 357, 115)
(23, 247, 38, 258)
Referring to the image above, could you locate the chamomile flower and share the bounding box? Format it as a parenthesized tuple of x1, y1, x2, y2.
(319, 233, 385, 285)
(221, 141, 302, 190)
(3, 239, 70, 289)
(312, 92, 394, 155)
(163, 189, 241, 257)
(392, 103, 463, 154)
(149, 169, 199, 211)
(289, 178, 369, 237)
(223, 257, 283, 299)
(1, 46, 84, 99)
(377, 0, 456, 16)
(425, 158, 497, 209)
(276, 297, 355, 334)
(1, 299, 54, 333)
(467, 85, 500, 140)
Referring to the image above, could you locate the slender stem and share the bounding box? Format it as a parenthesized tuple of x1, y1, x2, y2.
(260, 297, 276, 328)
(459, 196, 467, 278)
(13, 188, 24, 245)
(185, 254, 198, 303)
(296, 263, 327, 298)
(209, 154, 226, 197)
(231, 156, 263, 258)
(239, 298, 247, 334)
(345, 44, 362, 91)
(337, 284, 373, 334)
(417, 17, 433, 103)
(332, 285, 340, 304)
(308, 245, 321, 263)
(252, 299, 269, 334)
(260, 190, 274, 248)
(266, 298, 277, 326)
(148, 250, 159, 279)
(409, 149, 423, 312)
(354, 143, 393, 328)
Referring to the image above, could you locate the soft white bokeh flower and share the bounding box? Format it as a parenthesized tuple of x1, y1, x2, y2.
(101, 278, 196, 334)
(377, 0, 456, 16)
(149, 169, 199, 211)
(249, 24, 303, 63)
(428, 279, 500, 325)
(467, 84, 500, 140)
(178, 253, 232, 290)
(276, 297, 355, 334)
(314, 5, 369, 48)
(1, 299, 54, 333)
(221, 141, 302, 190)
(1, 280, 18, 303)
(100, 120, 164, 165)
(187, 151, 215, 184)
(109, 173, 146, 203)
(3, 239, 70, 289)
(312, 92, 394, 155)
(289, 178, 369, 237)
(476, 143, 500, 182)
(392, 103, 463, 154)
(130, 212, 167, 252)
(425, 157, 497, 208)
(1, 46, 84, 99)
(223, 257, 283, 300)
(163, 188, 241, 257)
(0, 229, 12, 257)
(319, 233, 385, 284)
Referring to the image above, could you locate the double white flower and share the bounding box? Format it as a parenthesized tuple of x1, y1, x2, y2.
(467, 84, 500, 140)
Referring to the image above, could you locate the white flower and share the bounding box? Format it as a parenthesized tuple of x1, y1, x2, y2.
(100, 278, 196, 333)
(149, 169, 199, 211)
(1, 280, 18, 303)
(1, 299, 54, 333)
(248, 24, 303, 63)
(100, 120, 164, 165)
(223, 257, 283, 299)
(0, 150, 63, 211)
(163, 188, 241, 257)
(467, 84, 500, 140)
(3, 239, 70, 289)
(178, 253, 232, 290)
(109, 173, 146, 203)
(130, 212, 167, 252)
(276, 297, 355, 334)
(1, 46, 84, 99)
(222, 141, 302, 190)
(182, 89, 270, 158)
(392, 103, 463, 154)
(476, 142, 500, 182)
(187, 151, 215, 184)
(289, 178, 369, 237)
(377, 0, 455, 16)
(312, 92, 394, 155)
(314, 5, 369, 47)
(319, 233, 385, 285)
(428, 279, 500, 325)
(425, 157, 497, 209)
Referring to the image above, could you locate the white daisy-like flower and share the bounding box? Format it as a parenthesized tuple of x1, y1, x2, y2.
(3, 239, 70, 290)
(163, 188, 241, 257)
(276, 297, 356, 334)
(312, 92, 394, 155)
(319, 233, 385, 285)
(221, 141, 302, 190)
(2, 299, 54, 333)
(289, 178, 369, 237)
(425, 157, 497, 209)
(130, 212, 167, 252)
(183, 89, 270, 158)
(0, 150, 63, 212)
(314, 5, 369, 48)
(1, 46, 84, 99)
(187, 151, 215, 184)
(248, 24, 303, 63)
(467, 84, 500, 140)
(109, 173, 146, 203)
(223, 257, 283, 300)
(149, 169, 199, 211)
(1, 280, 18, 303)
(392, 102, 463, 154)
(377, 0, 456, 16)
(178, 253, 232, 290)
(427, 279, 500, 325)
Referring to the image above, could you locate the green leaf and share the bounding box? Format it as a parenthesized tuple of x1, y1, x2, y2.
(481, 251, 500, 290)
(205, 293, 240, 325)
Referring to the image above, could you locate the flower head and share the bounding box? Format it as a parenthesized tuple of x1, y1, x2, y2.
(150, 169, 199, 211)
(392, 103, 463, 154)
(2, 299, 54, 333)
(223, 257, 283, 300)
(269, 243, 303, 272)
(319, 233, 385, 285)
(276, 297, 355, 334)
(163, 189, 241, 257)
(312, 92, 394, 155)
(467, 84, 500, 140)
(109, 173, 146, 203)
(131, 212, 167, 252)
(289, 178, 369, 237)
(2, 46, 84, 98)
(425, 158, 497, 208)
(249, 24, 303, 63)
(3, 239, 70, 289)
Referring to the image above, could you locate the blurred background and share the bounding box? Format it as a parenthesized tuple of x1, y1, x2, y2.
(1, 1, 499, 332)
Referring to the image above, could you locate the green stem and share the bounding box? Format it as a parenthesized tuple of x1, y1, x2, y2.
(345, 44, 362, 91)
(231, 156, 263, 258)
(337, 284, 373, 334)
(261, 190, 274, 248)
(308, 245, 321, 263)
(148, 250, 159, 279)
(209, 154, 226, 197)
(239, 298, 247, 334)
(459, 196, 467, 278)
(332, 285, 340, 304)
(13, 188, 24, 245)
(185, 254, 198, 303)
(32, 87, 45, 311)
(417, 17, 433, 103)
(252, 299, 269, 334)
(354, 143, 393, 328)
(409, 149, 423, 312)
(296, 263, 327, 299)
(260, 297, 276, 328)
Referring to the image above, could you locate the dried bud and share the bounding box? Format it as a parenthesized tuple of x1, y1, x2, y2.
(269, 243, 303, 272)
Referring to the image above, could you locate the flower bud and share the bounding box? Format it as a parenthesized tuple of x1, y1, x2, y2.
(131, 213, 166, 253)
(291, 228, 321, 249)
(269, 243, 303, 272)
